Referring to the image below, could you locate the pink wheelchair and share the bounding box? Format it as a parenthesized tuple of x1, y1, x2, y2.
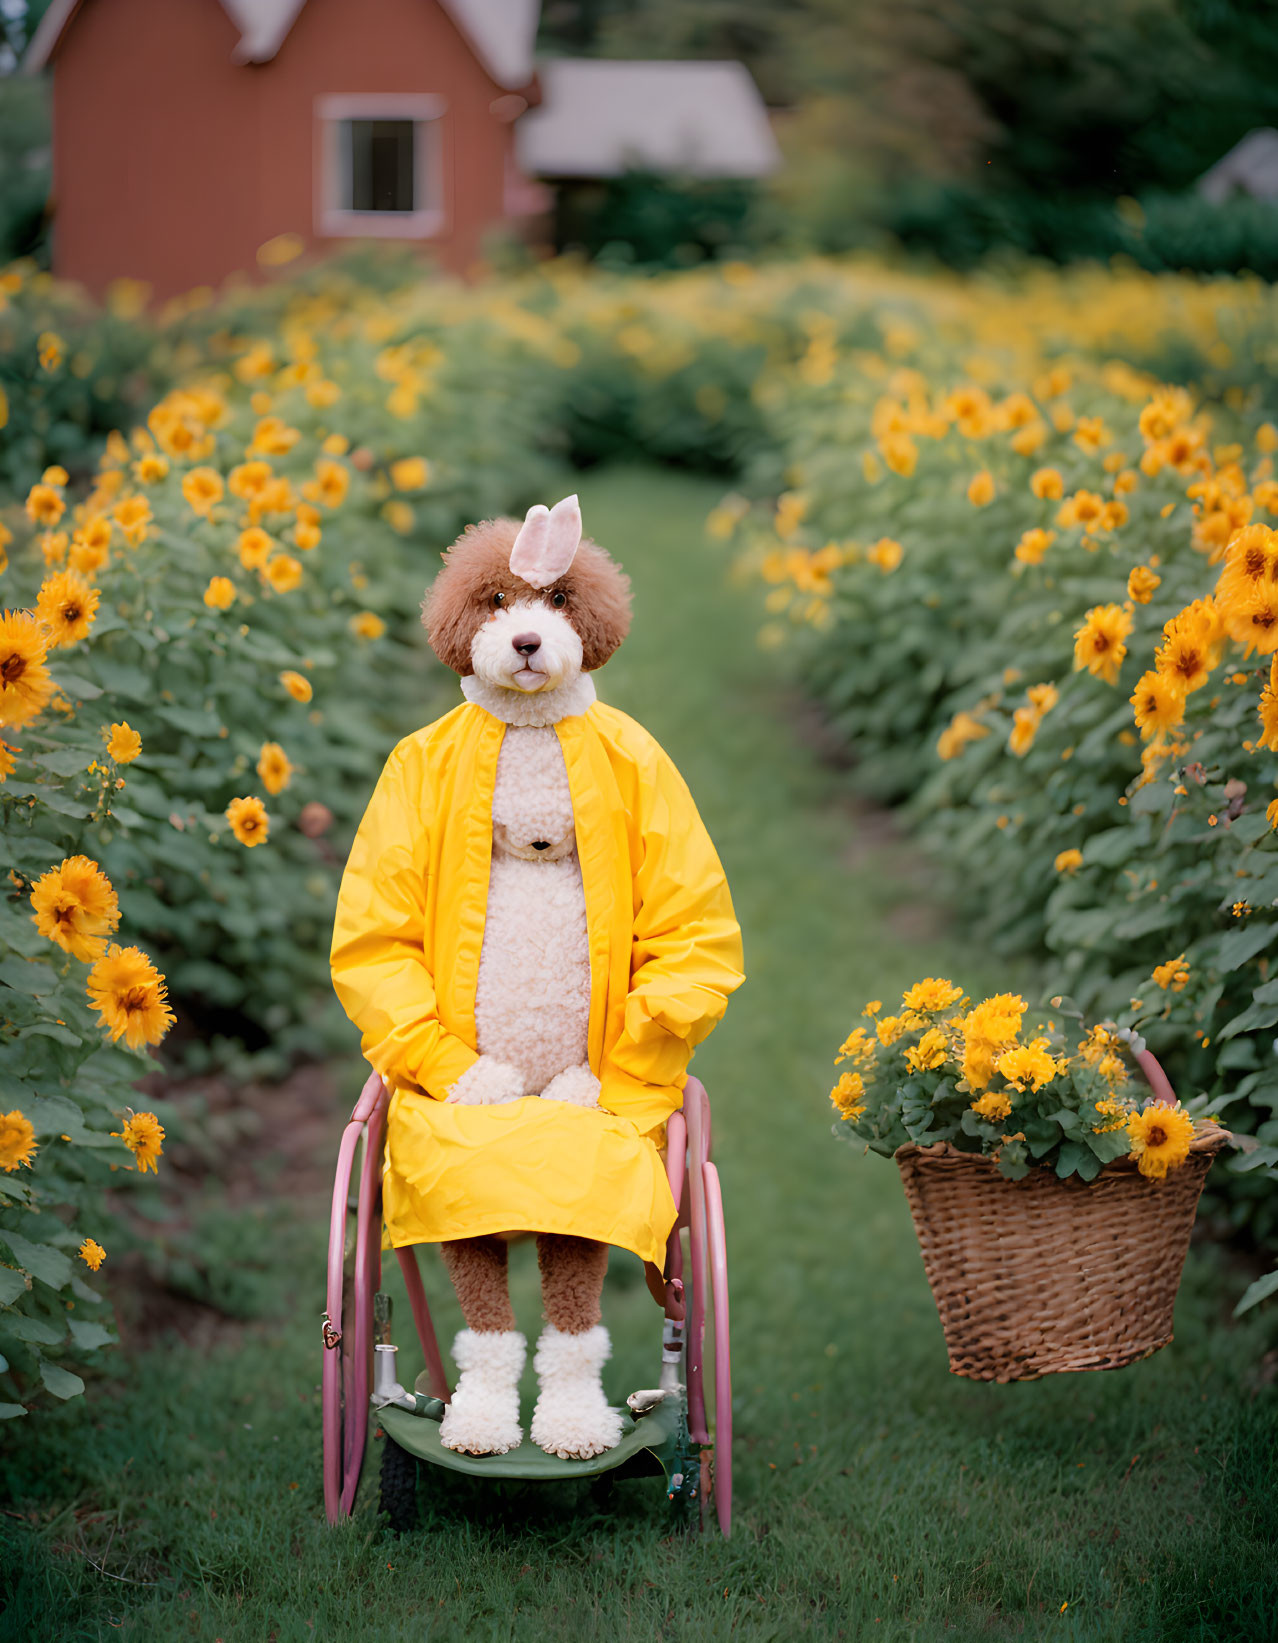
(321, 1071, 734, 1536)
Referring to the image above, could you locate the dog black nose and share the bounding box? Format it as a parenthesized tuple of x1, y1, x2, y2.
(512, 632, 541, 656)
(531, 841, 550, 851)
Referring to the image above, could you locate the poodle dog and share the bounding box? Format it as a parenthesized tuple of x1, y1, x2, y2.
(424, 495, 633, 1460)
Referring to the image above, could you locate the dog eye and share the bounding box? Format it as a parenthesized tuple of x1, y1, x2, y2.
(550, 591, 567, 608)
(492, 592, 506, 608)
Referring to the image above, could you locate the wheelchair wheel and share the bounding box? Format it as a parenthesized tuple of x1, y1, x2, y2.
(379, 1434, 421, 1533)
(681, 1078, 733, 1539)
(323, 1073, 388, 1524)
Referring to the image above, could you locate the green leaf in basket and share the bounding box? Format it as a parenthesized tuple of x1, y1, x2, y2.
(1055, 1140, 1100, 1180)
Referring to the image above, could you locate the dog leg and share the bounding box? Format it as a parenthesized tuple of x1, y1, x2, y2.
(530, 1234, 622, 1460)
(539, 1063, 601, 1108)
(438, 1236, 524, 1455)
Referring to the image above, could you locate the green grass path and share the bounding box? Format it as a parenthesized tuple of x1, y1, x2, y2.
(3, 467, 1275, 1643)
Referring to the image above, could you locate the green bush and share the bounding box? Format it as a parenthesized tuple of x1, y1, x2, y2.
(723, 325, 1278, 1254)
(0, 266, 571, 1414)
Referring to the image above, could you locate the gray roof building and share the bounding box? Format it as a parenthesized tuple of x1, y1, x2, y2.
(518, 58, 779, 180)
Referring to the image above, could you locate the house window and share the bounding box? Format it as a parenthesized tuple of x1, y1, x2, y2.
(346, 120, 415, 213)
(316, 95, 446, 239)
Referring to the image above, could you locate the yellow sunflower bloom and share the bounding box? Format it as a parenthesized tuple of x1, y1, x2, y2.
(228, 459, 274, 500)
(1073, 603, 1133, 686)
(0, 1108, 36, 1172)
(237, 526, 273, 571)
(181, 466, 224, 517)
(112, 495, 152, 544)
(36, 569, 99, 648)
(225, 794, 270, 846)
(25, 482, 65, 527)
(30, 855, 120, 961)
(106, 721, 142, 763)
(350, 611, 386, 641)
(280, 670, 312, 703)
(936, 710, 989, 760)
(264, 554, 303, 593)
(1015, 527, 1054, 565)
(256, 742, 293, 796)
(1008, 705, 1039, 756)
(967, 470, 996, 507)
(304, 458, 350, 509)
(1054, 848, 1083, 873)
(203, 576, 236, 611)
(87, 946, 174, 1050)
(390, 456, 430, 491)
(70, 515, 113, 577)
(1155, 606, 1215, 693)
(0, 610, 54, 728)
(1130, 671, 1185, 742)
(1030, 467, 1064, 500)
(866, 537, 903, 572)
(1126, 1104, 1195, 1178)
(78, 1237, 106, 1271)
(1128, 565, 1161, 604)
(112, 1110, 165, 1173)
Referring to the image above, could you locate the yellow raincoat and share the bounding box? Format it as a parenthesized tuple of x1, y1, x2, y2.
(330, 698, 744, 1265)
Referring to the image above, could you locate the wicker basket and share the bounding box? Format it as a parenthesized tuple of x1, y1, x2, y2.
(895, 1126, 1229, 1382)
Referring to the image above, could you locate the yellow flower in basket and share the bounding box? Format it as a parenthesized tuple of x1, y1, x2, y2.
(1126, 1105, 1195, 1179)
(826, 977, 1218, 1194)
(905, 1028, 949, 1074)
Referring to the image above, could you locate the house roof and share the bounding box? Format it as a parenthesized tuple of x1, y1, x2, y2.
(1198, 128, 1278, 204)
(26, 0, 539, 87)
(517, 59, 779, 179)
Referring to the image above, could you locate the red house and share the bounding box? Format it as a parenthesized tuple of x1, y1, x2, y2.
(27, 0, 547, 297)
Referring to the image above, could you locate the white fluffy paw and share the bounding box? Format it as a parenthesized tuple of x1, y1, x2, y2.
(530, 1325, 624, 1460)
(447, 1056, 527, 1106)
(538, 1064, 601, 1109)
(438, 1329, 525, 1457)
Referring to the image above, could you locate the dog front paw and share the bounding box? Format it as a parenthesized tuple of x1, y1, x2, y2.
(447, 1056, 527, 1106)
(539, 1064, 601, 1109)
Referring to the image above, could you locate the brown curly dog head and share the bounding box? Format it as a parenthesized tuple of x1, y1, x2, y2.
(423, 495, 632, 693)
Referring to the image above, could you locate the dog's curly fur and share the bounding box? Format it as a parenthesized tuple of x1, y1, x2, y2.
(423, 517, 632, 675)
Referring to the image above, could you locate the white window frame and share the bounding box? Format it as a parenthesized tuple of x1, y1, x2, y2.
(316, 94, 447, 239)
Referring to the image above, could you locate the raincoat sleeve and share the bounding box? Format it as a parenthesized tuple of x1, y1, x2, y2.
(600, 743, 744, 1132)
(330, 738, 478, 1101)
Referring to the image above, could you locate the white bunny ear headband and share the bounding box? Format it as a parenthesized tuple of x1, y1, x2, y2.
(508, 494, 581, 588)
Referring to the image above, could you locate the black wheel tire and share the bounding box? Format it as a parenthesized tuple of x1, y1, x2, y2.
(379, 1436, 420, 1533)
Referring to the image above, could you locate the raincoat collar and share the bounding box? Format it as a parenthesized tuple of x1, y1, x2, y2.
(460, 672, 597, 726)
